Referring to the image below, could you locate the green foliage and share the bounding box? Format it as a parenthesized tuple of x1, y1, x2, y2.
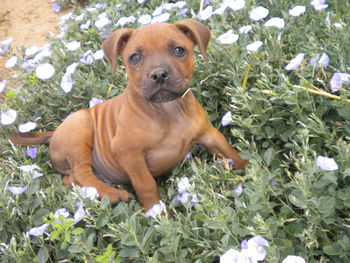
(1, 0, 350, 262)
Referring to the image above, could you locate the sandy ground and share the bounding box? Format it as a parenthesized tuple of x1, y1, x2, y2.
(0, 0, 64, 88)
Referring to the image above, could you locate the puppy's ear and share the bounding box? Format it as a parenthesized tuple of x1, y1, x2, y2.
(174, 19, 211, 61)
(102, 28, 134, 74)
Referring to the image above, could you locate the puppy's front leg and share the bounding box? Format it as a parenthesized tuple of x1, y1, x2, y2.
(116, 152, 161, 211)
(197, 126, 249, 170)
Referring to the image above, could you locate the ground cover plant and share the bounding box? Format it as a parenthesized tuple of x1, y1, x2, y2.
(1, 0, 350, 262)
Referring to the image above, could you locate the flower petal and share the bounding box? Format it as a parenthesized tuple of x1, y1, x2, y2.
(217, 30, 239, 45)
(65, 41, 81, 51)
(18, 121, 36, 133)
(221, 111, 232, 126)
(246, 235, 269, 261)
(25, 46, 41, 57)
(239, 25, 253, 34)
(316, 156, 339, 171)
(5, 56, 17, 68)
(95, 17, 111, 29)
(17, 164, 40, 173)
(220, 249, 241, 263)
(26, 148, 37, 159)
(289, 6, 306, 16)
(249, 6, 269, 21)
(1, 109, 17, 125)
(116, 16, 136, 27)
(89, 98, 104, 108)
(93, 49, 104, 60)
(264, 17, 285, 29)
(8, 186, 28, 195)
(54, 208, 70, 219)
(282, 255, 306, 263)
(74, 202, 85, 223)
(197, 6, 213, 20)
(0, 80, 6, 93)
(27, 223, 49, 236)
(36, 63, 55, 80)
(178, 177, 192, 194)
(310, 53, 329, 68)
(330, 72, 350, 92)
(246, 41, 263, 52)
(80, 186, 99, 200)
(233, 183, 243, 197)
(145, 201, 166, 218)
(311, 0, 328, 11)
(152, 12, 170, 24)
(285, 53, 305, 71)
(138, 15, 152, 25)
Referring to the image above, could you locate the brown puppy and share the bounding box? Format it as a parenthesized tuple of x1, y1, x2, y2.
(10, 19, 248, 212)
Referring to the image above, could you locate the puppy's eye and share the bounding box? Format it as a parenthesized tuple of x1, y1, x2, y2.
(173, 47, 186, 57)
(129, 53, 142, 64)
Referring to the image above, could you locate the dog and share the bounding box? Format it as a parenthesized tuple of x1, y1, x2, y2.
(10, 19, 249, 213)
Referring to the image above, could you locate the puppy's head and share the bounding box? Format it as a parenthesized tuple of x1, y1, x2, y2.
(102, 19, 210, 103)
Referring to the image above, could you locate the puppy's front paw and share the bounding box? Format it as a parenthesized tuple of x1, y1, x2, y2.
(233, 159, 250, 170)
(102, 188, 134, 203)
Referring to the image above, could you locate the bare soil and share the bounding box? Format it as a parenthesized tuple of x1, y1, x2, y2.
(0, 0, 65, 88)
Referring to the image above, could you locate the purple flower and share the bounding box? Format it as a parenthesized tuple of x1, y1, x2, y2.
(89, 98, 104, 108)
(52, 3, 61, 13)
(27, 148, 37, 159)
(145, 201, 166, 218)
(17, 164, 43, 178)
(233, 183, 243, 197)
(80, 20, 91, 30)
(330, 72, 350, 92)
(173, 192, 199, 207)
(61, 62, 79, 93)
(239, 25, 253, 34)
(221, 111, 232, 126)
(80, 50, 94, 64)
(0, 37, 13, 55)
(0, 80, 6, 93)
(74, 202, 85, 223)
(8, 186, 28, 195)
(75, 13, 85, 22)
(115, 16, 136, 27)
(152, 13, 170, 24)
(310, 53, 329, 68)
(185, 152, 192, 160)
(178, 177, 193, 194)
(285, 53, 305, 71)
(95, 16, 112, 29)
(27, 223, 49, 236)
(25, 46, 41, 57)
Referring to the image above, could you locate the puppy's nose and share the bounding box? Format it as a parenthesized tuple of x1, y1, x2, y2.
(150, 69, 169, 82)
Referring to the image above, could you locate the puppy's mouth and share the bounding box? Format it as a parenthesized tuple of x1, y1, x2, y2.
(149, 88, 185, 103)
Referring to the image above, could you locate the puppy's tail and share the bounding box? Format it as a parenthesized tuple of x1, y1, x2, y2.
(10, 132, 54, 146)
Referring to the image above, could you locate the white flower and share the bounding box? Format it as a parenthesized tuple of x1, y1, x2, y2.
(239, 25, 252, 34)
(89, 98, 104, 108)
(246, 41, 263, 52)
(65, 41, 81, 51)
(66, 62, 79, 75)
(80, 20, 91, 30)
(311, 0, 328, 11)
(18, 121, 36, 132)
(145, 201, 166, 218)
(25, 46, 41, 57)
(17, 164, 43, 179)
(333, 23, 343, 28)
(36, 63, 55, 80)
(264, 17, 285, 29)
(94, 49, 104, 60)
(197, 6, 213, 20)
(330, 72, 350, 92)
(0, 37, 13, 55)
(285, 53, 305, 71)
(33, 47, 51, 63)
(5, 56, 17, 68)
(61, 72, 73, 93)
(221, 111, 232, 126)
(152, 12, 170, 24)
(1, 109, 17, 125)
(217, 30, 239, 45)
(8, 186, 28, 195)
(138, 0, 146, 3)
(282, 255, 306, 263)
(233, 183, 243, 197)
(316, 156, 339, 171)
(27, 223, 49, 236)
(95, 17, 111, 28)
(310, 53, 329, 68)
(138, 15, 152, 25)
(249, 6, 269, 21)
(80, 186, 99, 200)
(0, 80, 6, 93)
(289, 6, 306, 17)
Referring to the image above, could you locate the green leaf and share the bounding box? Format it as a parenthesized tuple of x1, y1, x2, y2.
(96, 213, 109, 228)
(37, 247, 49, 263)
(318, 196, 335, 214)
(263, 148, 275, 166)
(118, 248, 139, 258)
(72, 227, 84, 235)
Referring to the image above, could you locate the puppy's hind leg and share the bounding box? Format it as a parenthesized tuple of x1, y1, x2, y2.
(49, 110, 132, 203)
